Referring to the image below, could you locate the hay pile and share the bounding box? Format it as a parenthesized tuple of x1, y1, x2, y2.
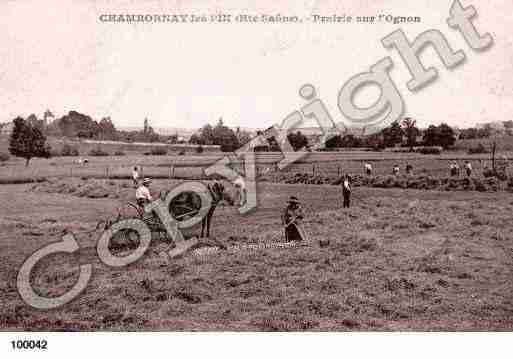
(30, 178, 133, 199)
(264, 172, 503, 192)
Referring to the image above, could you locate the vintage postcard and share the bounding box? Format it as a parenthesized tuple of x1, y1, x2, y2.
(0, 0, 512, 356)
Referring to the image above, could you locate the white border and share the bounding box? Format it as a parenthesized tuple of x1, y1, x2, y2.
(1, 332, 512, 359)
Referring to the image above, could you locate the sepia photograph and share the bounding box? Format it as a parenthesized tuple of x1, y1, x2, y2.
(0, 0, 512, 357)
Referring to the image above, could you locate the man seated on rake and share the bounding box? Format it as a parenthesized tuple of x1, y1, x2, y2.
(135, 177, 153, 209)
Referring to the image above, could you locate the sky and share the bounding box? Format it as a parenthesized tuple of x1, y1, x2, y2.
(0, 0, 512, 130)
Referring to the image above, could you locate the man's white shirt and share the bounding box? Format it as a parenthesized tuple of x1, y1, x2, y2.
(343, 179, 351, 191)
(233, 176, 246, 190)
(136, 185, 152, 201)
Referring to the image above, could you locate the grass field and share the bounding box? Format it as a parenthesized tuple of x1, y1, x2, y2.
(1, 179, 513, 330)
(456, 137, 513, 153)
(1, 132, 513, 184)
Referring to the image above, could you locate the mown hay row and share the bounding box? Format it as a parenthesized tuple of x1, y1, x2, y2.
(264, 172, 508, 192)
(29, 178, 134, 199)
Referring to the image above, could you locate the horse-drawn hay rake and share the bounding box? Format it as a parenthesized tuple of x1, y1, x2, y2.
(96, 189, 226, 255)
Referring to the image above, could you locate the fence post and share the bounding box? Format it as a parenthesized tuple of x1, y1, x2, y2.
(106, 166, 109, 179)
(70, 167, 73, 178)
(312, 164, 315, 176)
(337, 165, 340, 177)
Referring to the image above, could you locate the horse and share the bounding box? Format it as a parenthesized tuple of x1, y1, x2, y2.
(200, 180, 234, 238)
(97, 180, 235, 247)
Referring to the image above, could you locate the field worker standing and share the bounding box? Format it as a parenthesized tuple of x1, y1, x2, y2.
(342, 174, 351, 208)
(282, 196, 307, 242)
(464, 161, 473, 177)
(393, 164, 400, 176)
(233, 176, 247, 207)
(449, 161, 457, 177)
(406, 162, 413, 175)
(364, 162, 373, 176)
(454, 161, 461, 176)
(132, 166, 140, 186)
(136, 178, 152, 208)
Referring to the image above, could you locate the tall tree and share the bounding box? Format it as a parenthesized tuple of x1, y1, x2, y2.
(287, 131, 309, 151)
(198, 124, 215, 145)
(401, 117, 420, 151)
(423, 123, 456, 149)
(213, 119, 239, 152)
(54, 111, 100, 138)
(381, 121, 403, 147)
(193, 121, 240, 151)
(98, 117, 117, 140)
(9, 117, 51, 166)
(503, 121, 513, 136)
(437, 123, 456, 149)
(459, 127, 478, 140)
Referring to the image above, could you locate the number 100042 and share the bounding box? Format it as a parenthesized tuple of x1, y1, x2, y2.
(11, 340, 48, 350)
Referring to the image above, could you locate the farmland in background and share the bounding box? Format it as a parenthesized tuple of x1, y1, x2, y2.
(0, 150, 509, 184)
(455, 137, 513, 153)
(1, 133, 512, 184)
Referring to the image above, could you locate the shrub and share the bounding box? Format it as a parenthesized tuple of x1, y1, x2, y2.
(196, 145, 204, 154)
(149, 147, 167, 156)
(178, 150, 186, 156)
(467, 143, 488, 154)
(61, 143, 80, 156)
(88, 146, 109, 156)
(0, 153, 9, 162)
(113, 150, 126, 156)
(483, 168, 508, 181)
(417, 146, 442, 155)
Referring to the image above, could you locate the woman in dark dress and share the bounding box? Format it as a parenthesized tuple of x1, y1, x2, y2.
(282, 196, 306, 242)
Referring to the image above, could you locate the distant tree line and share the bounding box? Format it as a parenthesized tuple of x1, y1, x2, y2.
(324, 118, 457, 151)
(38, 111, 177, 143)
(187, 116, 460, 153)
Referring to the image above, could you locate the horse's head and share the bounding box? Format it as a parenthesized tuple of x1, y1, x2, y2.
(208, 181, 235, 206)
